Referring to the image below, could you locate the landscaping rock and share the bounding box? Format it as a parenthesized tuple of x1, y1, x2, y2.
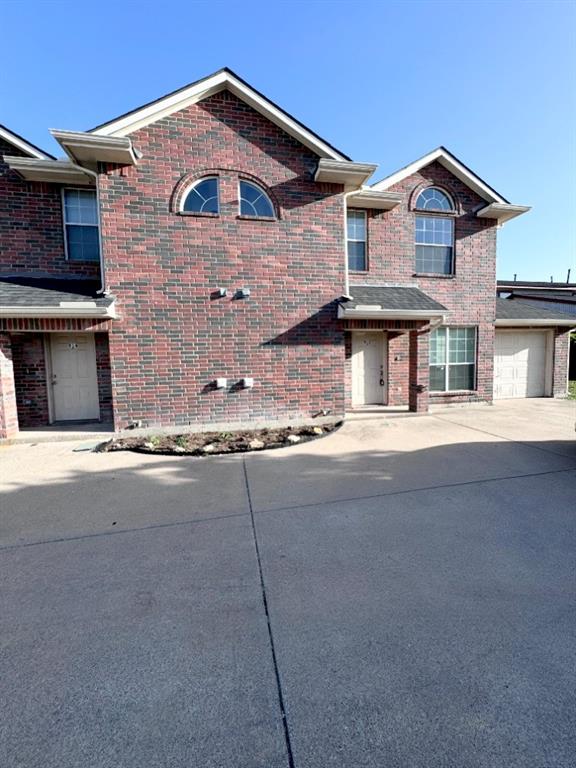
(101, 421, 340, 456)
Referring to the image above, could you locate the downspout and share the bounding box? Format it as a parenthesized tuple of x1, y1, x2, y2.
(342, 189, 361, 299)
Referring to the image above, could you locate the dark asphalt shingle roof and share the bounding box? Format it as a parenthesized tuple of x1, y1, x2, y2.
(496, 298, 575, 322)
(344, 285, 447, 313)
(0, 277, 113, 308)
(506, 291, 576, 303)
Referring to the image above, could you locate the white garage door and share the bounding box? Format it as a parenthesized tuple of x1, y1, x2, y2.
(494, 331, 548, 399)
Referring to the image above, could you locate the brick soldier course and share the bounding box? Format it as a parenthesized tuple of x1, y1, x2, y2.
(0, 70, 572, 438)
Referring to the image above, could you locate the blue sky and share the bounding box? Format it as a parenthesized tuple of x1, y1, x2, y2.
(1, 0, 574, 280)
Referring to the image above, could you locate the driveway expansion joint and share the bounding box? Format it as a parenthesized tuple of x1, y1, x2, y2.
(243, 458, 295, 768)
(431, 412, 576, 459)
(0, 510, 250, 553)
(251, 466, 576, 518)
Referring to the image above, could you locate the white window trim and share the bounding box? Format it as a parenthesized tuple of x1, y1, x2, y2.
(430, 326, 477, 392)
(415, 186, 456, 213)
(62, 187, 100, 262)
(415, 213, 455, 275)
(347, 209, 368, 272)
(180, 176, 220, 214)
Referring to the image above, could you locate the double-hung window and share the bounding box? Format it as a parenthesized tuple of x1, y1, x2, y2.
(414, 187, 454, 275)
(347, 209, 367, 271)
(63, 189, 100, 262)
(430, 327, 476, 391)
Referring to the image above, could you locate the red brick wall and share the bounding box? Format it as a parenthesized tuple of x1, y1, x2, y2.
(553, 329, 570, 397)
(11, 333, 49, 427)
(99, 90, 346, 429)
(0, 138, 100, 279)
(0, 318, 111, 333)
(387, 333, 410, 406)
(95, 332, 113, 422)
(0, 333, 18, 439)
(352, 161, 498, 405)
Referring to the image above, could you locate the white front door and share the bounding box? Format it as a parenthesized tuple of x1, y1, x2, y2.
(494, 330, 548, 399)
(352, 332, 387, 406)
(50, 334, 100, 421)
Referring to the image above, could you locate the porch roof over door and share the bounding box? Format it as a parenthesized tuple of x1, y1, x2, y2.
(0, 277, 116, 318)
(339, 285, 447, 321)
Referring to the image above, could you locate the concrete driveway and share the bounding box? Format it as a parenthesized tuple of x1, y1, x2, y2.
(1, 399, 575, 768)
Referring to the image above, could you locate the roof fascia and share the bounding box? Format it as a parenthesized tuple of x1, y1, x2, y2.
(90, 69, 348, 160)
(476, 203, 530, 224)
(370, 146, 509, 204)
(0, 125, 54, 160)
(338, 305, 446, 321)
(3, 155, 95, 185)
(495, 318, 575, 327)
(0, 303, 116, 319)
(51, 130, 137, 167)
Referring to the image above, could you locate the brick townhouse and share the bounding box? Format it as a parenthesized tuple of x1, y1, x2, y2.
(0, 68, 573, 439)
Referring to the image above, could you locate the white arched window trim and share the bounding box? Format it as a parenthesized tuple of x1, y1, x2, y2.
(414, 186, 455, 213)
(238, 179, 275, 218)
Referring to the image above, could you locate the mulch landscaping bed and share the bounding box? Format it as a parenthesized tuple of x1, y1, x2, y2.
(98, 422, 342, 456)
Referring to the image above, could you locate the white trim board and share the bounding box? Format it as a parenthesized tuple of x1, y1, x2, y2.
(0, 125, 54, 160)
(0, 304, 116, 318)
(371, 146, 510, 205)
(90, 68, 348, 160)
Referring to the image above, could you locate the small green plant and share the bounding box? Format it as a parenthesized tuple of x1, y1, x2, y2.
(568, 381, 576, 400)
(148, 435, 161, 447)
(219, 431, 233, 440)
(175, 435, 188, 448)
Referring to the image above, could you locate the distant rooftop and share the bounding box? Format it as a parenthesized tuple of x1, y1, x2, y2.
(495, 298, 575, 323)
(497, 279, 575, 289)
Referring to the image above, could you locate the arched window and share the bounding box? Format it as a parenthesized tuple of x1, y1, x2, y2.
(239, 180, 275, 218)
(182, 177, 219, 214)
(414, 187, 455, 275)
(414, 187, 454, 212)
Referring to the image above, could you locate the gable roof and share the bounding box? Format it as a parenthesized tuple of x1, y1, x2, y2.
(0, 124, 55, 160)
(90, 67, 350, 161)
(371, 146, 509, 204)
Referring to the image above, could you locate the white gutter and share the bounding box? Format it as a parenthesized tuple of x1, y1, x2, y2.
(476, 203, 531, 225)
(338, 305, 446, 322)
(495, 318, 575, 327)
(0, 303, 116, 319)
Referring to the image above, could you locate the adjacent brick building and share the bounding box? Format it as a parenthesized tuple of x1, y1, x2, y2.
(0, 70, 573, 439)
